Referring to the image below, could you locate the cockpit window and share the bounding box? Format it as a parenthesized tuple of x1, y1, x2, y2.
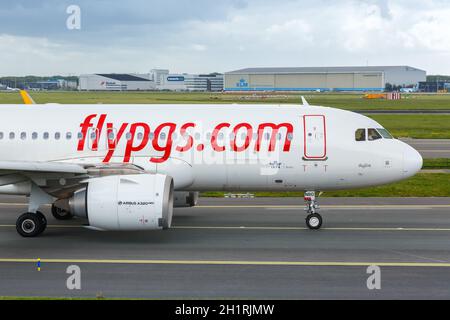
(377, 128, 394, 139)
(368, 128, 382, 141)
(355, 129, 366, 141)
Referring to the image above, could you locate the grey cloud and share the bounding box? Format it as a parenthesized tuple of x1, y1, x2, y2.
(0, 0, 247, 39)
(360, 0, 391, 19)
(0, 0, 449, 76)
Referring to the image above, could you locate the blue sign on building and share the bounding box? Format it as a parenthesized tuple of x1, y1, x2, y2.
(167, 76, 185, 82)
(236, 79, 249, 88)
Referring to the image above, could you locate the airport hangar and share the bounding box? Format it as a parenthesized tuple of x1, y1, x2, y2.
(78, 71, 224, 91)
(224, 66, 426, 92)
(78, 74, 155, 91)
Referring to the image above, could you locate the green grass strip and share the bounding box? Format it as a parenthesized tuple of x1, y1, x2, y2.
(201, 173, 450, 198)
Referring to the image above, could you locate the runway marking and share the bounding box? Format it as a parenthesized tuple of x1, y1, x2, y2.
(196, 205, 450, 209)
(0, 203, 450, 209)
(0, 224, 80, 228)
(0, 258, 450, 268)
(173, 226, 450, 232)
(0, 203, 50, 206)
(266, 207, 432, 211)
(1, 224, 450, 232)
(412, 142, 450, 145)
(386, 249, 448, 264)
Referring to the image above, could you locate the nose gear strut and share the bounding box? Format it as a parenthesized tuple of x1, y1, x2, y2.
(304, 191, 323, 230)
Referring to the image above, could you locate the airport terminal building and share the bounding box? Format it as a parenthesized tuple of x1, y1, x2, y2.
(150, 69, 223, 92)
(224, 66, 426, 92)
(79, 70, 224, 92)
(79, 74, 155, 91)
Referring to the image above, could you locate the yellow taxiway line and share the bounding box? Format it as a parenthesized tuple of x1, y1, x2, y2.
(0, 224, 80, 228)
(0, 203, 449, 209)
(0, 258, 449, 268)
(1, 224, 450, 232)
(196, 205, 450, 209)
(172, 226, 450, 232)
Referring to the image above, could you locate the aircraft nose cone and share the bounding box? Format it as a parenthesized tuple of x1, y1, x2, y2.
(403, 144, 423, 177)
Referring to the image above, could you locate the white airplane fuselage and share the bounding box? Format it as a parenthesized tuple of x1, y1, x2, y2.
(0, 104, 422, 195)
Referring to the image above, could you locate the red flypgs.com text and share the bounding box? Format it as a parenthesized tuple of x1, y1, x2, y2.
(77, 114, 294, 163)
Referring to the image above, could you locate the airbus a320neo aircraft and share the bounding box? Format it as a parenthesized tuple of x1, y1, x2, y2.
(1, 92, 422, 237)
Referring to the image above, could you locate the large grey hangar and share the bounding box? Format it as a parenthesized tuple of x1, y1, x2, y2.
(224, 66, 426, 92)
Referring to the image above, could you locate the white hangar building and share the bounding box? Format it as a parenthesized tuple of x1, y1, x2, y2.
(224, 66, 426, 92)
(78, 74, 155, 91)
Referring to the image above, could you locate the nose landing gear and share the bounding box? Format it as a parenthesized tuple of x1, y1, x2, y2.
(304, 191, 322, 230)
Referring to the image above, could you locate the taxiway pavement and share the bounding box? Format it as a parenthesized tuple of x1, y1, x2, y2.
(0, 196, 450, 299)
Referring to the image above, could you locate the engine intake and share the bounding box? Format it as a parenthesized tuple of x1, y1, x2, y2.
(69, 174, 173, 231)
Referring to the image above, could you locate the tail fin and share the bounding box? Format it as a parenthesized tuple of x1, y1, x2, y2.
(19, 90, 36, 104)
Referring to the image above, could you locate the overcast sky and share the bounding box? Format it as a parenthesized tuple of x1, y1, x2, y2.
(0, 0, 449, 76)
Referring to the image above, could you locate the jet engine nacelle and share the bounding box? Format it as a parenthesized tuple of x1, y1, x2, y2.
(174, 191, 199, 208)
(69, 174, 173, 231)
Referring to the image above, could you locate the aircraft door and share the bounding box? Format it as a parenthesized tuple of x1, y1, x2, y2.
(303, 115, 327, 160)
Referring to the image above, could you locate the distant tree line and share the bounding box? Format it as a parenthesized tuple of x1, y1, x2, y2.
(384, 83, 404, 92)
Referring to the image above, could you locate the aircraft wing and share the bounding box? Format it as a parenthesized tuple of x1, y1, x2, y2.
(0, 161, 88, 199)
(0, 161, 87, 174)
(0, 161, 145, 198)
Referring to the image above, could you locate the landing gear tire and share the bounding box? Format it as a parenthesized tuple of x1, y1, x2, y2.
(16, 212, 47, 237)
(304, 191, 323, 230)
(51, 204, 73, 220)
(306, 213, 322, 230)
(35, 211, 47, 233)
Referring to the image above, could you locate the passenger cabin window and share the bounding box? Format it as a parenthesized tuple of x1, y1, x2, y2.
(368, 128, 382, 141)
(355, 129, 366, 141)
(287, 133, 293, 141)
